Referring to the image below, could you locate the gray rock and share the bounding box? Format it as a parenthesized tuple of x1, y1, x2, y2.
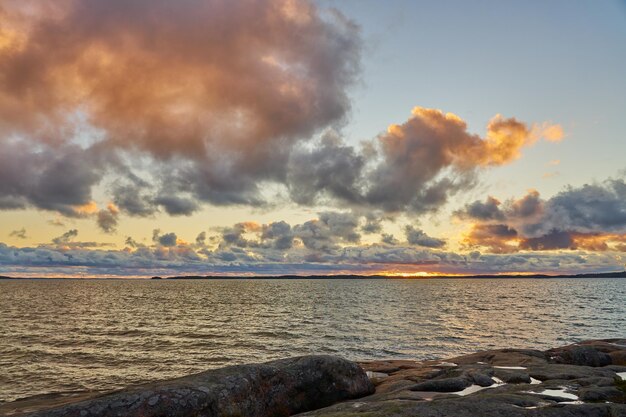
(20, 356, 374, 417)
(470, 373, 496, 387)
(578, 386, 624, 401)
(528, 364, 616, 381)
(410, 377, 470, 392)
(548, 345, 612, 367)
(300, 394, 626, 417)
(573, 376, 616, 387)
(493, 369, 531, 384)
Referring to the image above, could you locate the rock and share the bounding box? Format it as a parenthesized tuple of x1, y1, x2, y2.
(410, 377, 470, 392)
(527, 363, 617, 381)
(301, 340, 626, 417)
(469, 373, 495, 387)
(299, 395, 626, 417)
(610, 351, 626, 366)
(577, 386, 623, 401)
(450, 348, 547, 367)
(548, 345, 612, 367)
(573, 376, 617, 387)
(17, 356, 374, 417)
(493, 369, 531, 384)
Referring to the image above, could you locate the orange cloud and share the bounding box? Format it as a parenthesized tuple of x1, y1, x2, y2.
(72, 201, 98, 216)
(535, 122, 564, 142)
(462, 223, 520, 254)
(0, 0, 359, 157)
(380, 108, 561, 172)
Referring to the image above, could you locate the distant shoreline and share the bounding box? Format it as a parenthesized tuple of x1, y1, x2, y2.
(1, 271, 625, 280)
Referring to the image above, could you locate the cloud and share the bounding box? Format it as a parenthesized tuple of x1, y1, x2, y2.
(286, 108, 562, 215)
(0, 231, 622, 278)
(293, 211, 361, 251)
(47, 219, 66, 227)
(287, 131, 365, 205)
(52, 229, 79, 245)
(153, 230, 178, 247)
(463, 224, 519, 254)
(195, 231, 207, 247)
(152, 195, 199, 216)
(456, 196, 504, 221)
(0, 141, 108, 216)
(9, 228, 27, 239)
(111, 178, 157, 217)
(460, 178, 626, 253)
(381, 233, 399, 245)
(537, 123, 564, 142)
(96, 203, 119, 233)
(363, 109, 559, 213)
(219, 222, 262, 248)
(261, 221, 294, 250)
(0, 0, 361, 217)
(1, 1, 568, 226)
(404, 226, 446, 248)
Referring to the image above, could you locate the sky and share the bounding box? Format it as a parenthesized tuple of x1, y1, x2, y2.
(0, 0, 625, 277)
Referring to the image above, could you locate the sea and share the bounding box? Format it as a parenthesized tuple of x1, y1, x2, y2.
(1, 278, 625, 402)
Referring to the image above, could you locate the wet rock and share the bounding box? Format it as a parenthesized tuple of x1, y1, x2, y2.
(16, 356, 374, 417)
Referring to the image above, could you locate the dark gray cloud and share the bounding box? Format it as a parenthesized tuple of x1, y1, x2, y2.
(461, 178, 626, 253)
(380, 233, 399, 245)
(525, 179, 626, 235)
(195, 232, 207, 247)
(519, 229, 574, 251)
(52, 229, 79, 245)
(261, 221, 294, 250)
(153, 195, 199, 216)
(293, 211, 361, 252)
(157, 232, 178, 247)
(9, 228, 27, 239)
(287, 133, 365, 205)
(456, 196, 504, 221)
(220, 222, 260, 248)
(404, 226, 446, 248)
(96, 204, 119, 233)
(0, 142, 107, 216)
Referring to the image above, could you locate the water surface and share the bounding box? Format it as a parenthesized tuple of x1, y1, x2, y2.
(1, 278, 624, 402)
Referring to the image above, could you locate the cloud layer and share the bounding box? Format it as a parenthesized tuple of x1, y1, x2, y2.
(2, 210, 623, 277)
(459, 178, 626, 254)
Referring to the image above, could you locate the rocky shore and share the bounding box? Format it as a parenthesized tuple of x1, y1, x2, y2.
(2, 339, 625, 417)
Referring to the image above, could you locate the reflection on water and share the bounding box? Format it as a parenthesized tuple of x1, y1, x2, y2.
(1, 278, 624, 402)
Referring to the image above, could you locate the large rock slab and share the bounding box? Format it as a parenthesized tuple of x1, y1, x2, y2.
(302, 339, 626, 417)
(6, 356, 374, 417)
